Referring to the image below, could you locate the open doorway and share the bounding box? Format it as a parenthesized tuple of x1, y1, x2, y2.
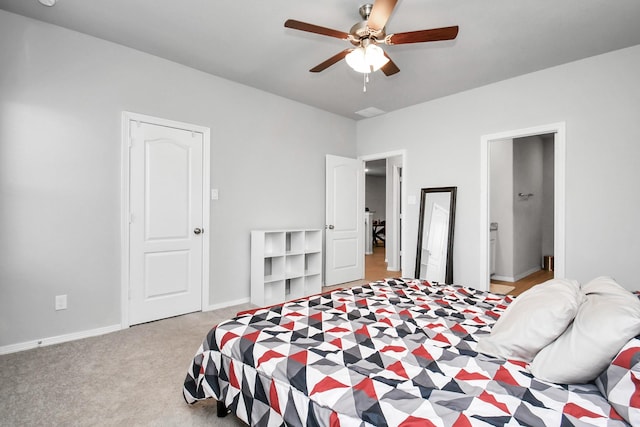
(479, 123, 566, 290)
(362, 153, 404, 281)
(489, 134, 555, 295)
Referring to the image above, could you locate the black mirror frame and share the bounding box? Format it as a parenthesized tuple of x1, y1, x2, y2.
(415, 186, 457, 284)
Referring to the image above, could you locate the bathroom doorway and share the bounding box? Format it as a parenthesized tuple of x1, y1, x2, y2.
(480, 123, 566, 293)
(489, 134, 555, 295)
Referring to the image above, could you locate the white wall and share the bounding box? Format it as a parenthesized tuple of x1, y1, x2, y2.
(357, 44, 640, 291)
(0, 11, 356, 348)
(513, 136, 544, 277)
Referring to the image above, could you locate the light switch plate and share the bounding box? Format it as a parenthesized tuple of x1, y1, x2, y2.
(211, 189, 219, 200)
(55, 294, 67, 310)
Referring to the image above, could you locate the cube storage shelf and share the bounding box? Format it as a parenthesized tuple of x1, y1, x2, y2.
(251, 229, 323, 306)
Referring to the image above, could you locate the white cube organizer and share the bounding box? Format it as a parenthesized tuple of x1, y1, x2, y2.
(251, 229, 323, 306)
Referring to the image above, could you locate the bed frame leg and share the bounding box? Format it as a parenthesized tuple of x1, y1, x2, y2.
(217, 400, 230, 417)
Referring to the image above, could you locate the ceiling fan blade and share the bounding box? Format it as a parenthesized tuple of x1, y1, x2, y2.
(386, 26, 459, 45)
(285, 19, 349, 40)
(381, 53, 400, 76)
(367, 0, 398, 31)
(310, 49, 352, 72)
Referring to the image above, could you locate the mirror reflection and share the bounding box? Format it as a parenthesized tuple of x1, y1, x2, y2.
(415, 187, 457, 284)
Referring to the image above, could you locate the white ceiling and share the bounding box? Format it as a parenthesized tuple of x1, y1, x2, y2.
(2, 0, 640, 120)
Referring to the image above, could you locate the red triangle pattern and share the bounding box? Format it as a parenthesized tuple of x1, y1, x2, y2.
(330, 411, 341, 427)
(563, 402, 604, 419)
(613, 346, 640, 369)
(412, 345, 434, 361)
(494, 366, 518, 386)
(229, 360, 240, 389)
(310, 376, 349, 395)
(399, 415, 436, 427)
(479, 390, 510, 414)
(220, 331, 239, 348)
(354, 377, 378, 399)
(453, 413, 473, 427)
(629, 372, 640, 408)
(269, 380, 281, 414)
(257, 350, 285, 367)
(381, 345, 406, 353)
(290, 350, 307, 365)
(355, 325, 370, 337)
(433, 333, 451, 345)
(455, 369, 489, 381)
(387, 361, 410, 379)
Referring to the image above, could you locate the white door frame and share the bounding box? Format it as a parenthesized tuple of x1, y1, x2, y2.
(480, 122, 565, 291)
(359, 150, 407, 276)
(120, 112, 211, 328)
(389, 162, 402, 271)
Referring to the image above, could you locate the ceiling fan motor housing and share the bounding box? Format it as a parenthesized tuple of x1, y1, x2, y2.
(350, 4, 386, 46)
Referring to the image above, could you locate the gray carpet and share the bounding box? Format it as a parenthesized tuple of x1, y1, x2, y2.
(0, 304, 255, 426)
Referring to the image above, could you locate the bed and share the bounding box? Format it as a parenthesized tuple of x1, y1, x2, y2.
(184, 278, 640, 426)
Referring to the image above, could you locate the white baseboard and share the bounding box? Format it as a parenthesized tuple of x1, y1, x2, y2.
(491, 275, 515, 282)
(515, 266, 542, 282)
(0, 324, 122, 356)
(205, 297, 251, 312)
(492, 267, 543, 284)
(0, 298, 257, 355)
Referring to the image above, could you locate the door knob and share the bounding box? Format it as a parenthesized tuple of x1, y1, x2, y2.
(194, 228, 203, 235)
(326, 225, 335, 230)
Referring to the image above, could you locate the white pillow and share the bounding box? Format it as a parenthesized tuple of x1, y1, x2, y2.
(530, 276, 640, 384)
(476, 278, 583, 362)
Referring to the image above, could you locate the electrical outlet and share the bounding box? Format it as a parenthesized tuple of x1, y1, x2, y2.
(55, 295, 67, 311)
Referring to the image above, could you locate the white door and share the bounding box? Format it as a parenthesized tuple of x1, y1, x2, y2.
(128, 121, 204, 325)
(420, 203, 449, 282)
(325, 155, 364, 286)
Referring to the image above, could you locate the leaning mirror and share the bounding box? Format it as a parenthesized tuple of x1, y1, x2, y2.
(415, 187, 457, 284)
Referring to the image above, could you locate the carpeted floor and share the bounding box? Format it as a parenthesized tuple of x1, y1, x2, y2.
(0, 304, 255, 426)
(0, 248, 402, 427)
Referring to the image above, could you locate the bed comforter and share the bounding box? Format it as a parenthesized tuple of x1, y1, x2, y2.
(184, 279, 627, 426)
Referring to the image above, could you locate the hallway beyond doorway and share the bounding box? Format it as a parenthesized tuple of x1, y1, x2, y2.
(365, 246, 401, 282)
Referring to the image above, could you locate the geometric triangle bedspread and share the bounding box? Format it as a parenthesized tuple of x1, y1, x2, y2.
(184, 279, 627, 426)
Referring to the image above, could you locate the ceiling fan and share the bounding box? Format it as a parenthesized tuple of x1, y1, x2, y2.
(284, 0, 459, 77)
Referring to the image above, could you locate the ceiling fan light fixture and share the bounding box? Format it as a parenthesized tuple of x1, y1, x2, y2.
(345, 43, 389, 73)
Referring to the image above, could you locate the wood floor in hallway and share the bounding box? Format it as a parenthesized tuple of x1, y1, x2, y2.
(492, 269, 554, 296)
(327, 245, 400, 291)
(365, 245, 401, 282)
